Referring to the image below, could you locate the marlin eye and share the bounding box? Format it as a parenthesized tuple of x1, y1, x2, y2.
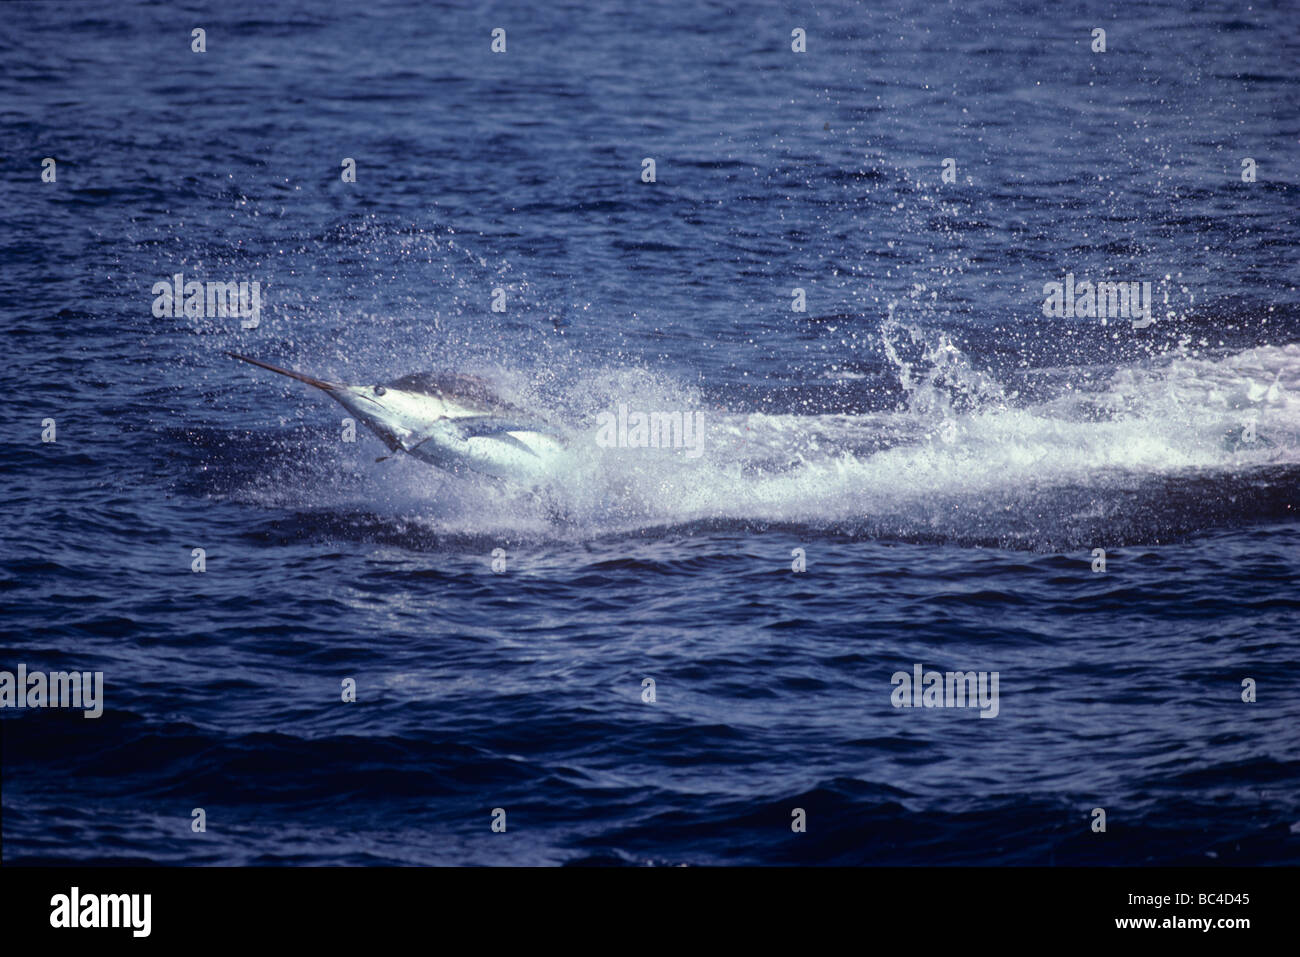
(374, 385, 386, 396)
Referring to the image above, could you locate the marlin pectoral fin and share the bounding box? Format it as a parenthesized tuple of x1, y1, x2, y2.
(449, 416, 559, 456)
(460, 427, 539, 458)
(398, 423, 528, 460)
(452, 416, 545, 437)
(401, 417, 560, 465)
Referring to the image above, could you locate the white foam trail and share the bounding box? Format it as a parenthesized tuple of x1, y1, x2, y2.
(234, 341, 1300, 543)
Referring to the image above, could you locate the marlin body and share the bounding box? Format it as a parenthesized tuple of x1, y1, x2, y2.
(228, 353, 569, 485)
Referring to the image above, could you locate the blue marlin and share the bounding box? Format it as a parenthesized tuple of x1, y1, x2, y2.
(227, 352, 568, 484)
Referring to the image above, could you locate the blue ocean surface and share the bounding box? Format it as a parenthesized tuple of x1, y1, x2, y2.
(1, 0, 1298, 865)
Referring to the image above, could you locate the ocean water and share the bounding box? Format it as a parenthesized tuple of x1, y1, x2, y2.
(1, 0, 1298, 865)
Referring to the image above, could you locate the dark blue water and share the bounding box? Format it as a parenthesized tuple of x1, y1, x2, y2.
(2, 0, 1298, 865)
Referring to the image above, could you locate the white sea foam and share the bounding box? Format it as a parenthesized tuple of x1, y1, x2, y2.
(234, 339, 1300, 546)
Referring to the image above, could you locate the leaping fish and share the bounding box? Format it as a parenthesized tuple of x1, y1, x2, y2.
(227, 352, 569, 484)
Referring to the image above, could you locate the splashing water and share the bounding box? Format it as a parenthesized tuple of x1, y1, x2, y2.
(204, 332, 1298, 550)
